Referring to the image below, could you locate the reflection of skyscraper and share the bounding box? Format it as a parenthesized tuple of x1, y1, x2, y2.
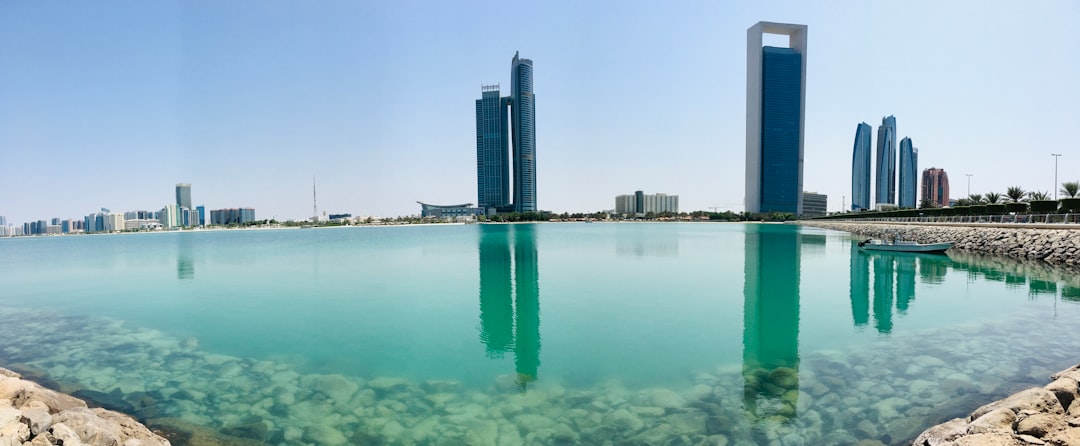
(177, 233, 194, 280)
(478, 226, 514, 356)
(476, 224, 541, 391)
(849, 243, 870, 327)
(872, 254, 895, 333)
(513, 225, 540, 390)
(918, 255, 948, 284)
(742, 224, 800, 418)
(895, 255, 916, 313)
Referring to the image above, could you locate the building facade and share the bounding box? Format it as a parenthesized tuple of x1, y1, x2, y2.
(615, 191, 679, 215)
(176, 184, 192, 211)
(921, 167, 950, 208)
(210, 208, 256, 225)
(746, 22, 807, 215)
(899, 137, 918, 208)
(851, 122, 872, 211)
(476, 85, 511, 211)
(511, 52, 537, 213)
(875, 116, 897, 206)
(417, 202, 481, 219)
(801, 192, 827, 217)
(475, 52, 537, 215)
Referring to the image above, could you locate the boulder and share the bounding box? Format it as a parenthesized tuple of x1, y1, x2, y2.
(970, 388, 1063, 420)
(19, 405, 52, 436)
(1015, 413, 1060, 438)
(911, 417, 967, 446)
(966, 408, 1016, 434)
(1045, 377, 1080, 411)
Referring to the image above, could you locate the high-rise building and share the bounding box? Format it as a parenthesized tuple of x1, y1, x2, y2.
(875, 116, 897, 206)
(921, 167, 950, 208)
(0, 216, 6, 226)
(475, 51, 537, 215)
(176, 183, 192, 210)
(801, 192, 827, 217)
(196, 205, 206, 226)
(511, 52, 537, 213)
(476, 85, 510, 211)
(745, 22, 807, 215)
(615, 191, 679, 215)
(899, 137, 918, 208)
(851, 123, 872, 211)
(161, 204, 182, 228)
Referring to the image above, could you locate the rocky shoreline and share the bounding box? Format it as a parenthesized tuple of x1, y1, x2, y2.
(800, 222, 1080, 267)
(912, 363, 1080, 445)
(0, 367, 170, 446)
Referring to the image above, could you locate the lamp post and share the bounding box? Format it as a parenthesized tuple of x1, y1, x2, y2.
(966, 174, 973, 196)
(1052, 154, 1062, 201)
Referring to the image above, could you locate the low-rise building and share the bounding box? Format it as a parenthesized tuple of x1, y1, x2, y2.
(614, 191, 679, 215)
(801, 192, 827, 218)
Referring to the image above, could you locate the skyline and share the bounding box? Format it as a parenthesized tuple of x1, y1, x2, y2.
(1, 1, 1078, 224)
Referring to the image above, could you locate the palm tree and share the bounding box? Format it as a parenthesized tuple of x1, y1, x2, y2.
(1061, 181, 1080, 198)
(1006, 186, 1026, 202)
(919, 199, 938, 209)
(968, 194, 985, 204)
(984, 192, 1002, 204)
(1028, 191, 1051, 201)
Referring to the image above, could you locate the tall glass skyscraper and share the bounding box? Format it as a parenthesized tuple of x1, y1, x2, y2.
(476, 52, 537, 214)
(875, 116, 897, 206)
(476, 86, 510, 210)
(851, 123, 872, 211)
(176, 183, 192, 210)
(511, 52, 536, 213)
(899, 137, 918, 208)
(745, 22, 807, 214)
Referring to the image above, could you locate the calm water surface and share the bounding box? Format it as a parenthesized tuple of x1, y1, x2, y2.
(1, 223, 1078, 445)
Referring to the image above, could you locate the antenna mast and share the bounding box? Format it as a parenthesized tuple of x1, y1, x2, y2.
(313, 175, 318, 221)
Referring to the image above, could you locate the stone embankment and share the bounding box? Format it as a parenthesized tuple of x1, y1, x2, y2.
(0, 367, 169, 446)
(801, 222, 1080, 266)
(912, 363, 1080, 446)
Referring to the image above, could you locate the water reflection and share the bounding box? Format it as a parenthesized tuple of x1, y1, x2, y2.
(177, 234, 194, 280)
(852, 249, 953, 333)
(477, 225, 541, 391)
(742, 225, 800, 419)
(615, 225, 678, 257)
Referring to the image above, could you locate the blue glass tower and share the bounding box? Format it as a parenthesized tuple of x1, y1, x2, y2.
(746, 22, 807, 214)
(851, 123, 872, 211)
(476, 86, 510, 211)
(899, 137, 918, 208)
(511, 52, 536, 213)
(875, 116, 897, 206)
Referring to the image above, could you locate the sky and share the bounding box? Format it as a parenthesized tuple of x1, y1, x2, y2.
(1, 0, 1078, 224)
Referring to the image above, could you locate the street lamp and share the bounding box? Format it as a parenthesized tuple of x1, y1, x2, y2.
(1052, 154, 1062, 201)
(966, 174, 973, 196)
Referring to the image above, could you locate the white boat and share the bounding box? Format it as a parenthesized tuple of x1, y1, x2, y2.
(857, 239, 953, 254)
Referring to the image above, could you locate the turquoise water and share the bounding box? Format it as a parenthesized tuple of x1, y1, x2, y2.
(1, 223, 1079, 445)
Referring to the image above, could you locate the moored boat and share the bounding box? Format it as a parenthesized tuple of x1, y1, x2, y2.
(857, 239, 953, 254)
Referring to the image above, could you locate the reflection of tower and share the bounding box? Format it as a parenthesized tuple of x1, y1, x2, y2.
(871, 254, 895, 333)
(177, 233, 194, 280)
(742, 224, 800, 419)
(849, 243, 870, 327)
(895, 255, 916, 313)
(476, 224, 541, 392)
(513, 225, 541, 391)
(918, 255, 948, 284)
(478, 226, 514, 356)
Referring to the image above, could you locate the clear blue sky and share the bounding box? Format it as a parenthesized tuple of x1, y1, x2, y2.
(1, 0, 1078, 223)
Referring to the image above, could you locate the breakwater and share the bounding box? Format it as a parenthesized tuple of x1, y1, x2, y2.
(911, 363, 1080, 445)
(801, 222, 1080, 266)
(0, 367, 170, 446)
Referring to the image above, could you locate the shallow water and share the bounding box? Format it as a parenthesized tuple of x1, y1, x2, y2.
(1, 223, 1078, 445)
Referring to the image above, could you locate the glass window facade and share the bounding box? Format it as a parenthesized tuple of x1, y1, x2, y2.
(512, 53, 537, 213)
(851, 123, 872, 211)
(899, 137, 918, 209)
(758, 47, 802, 214)
(875, 116, 897, 206)
(476, 89, 510, 210)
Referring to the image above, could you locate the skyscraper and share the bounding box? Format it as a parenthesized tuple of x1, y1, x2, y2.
(511, 52, 537, 213)
(921, 167, 950, 208)
(476, 85, 511, 211)
(851, 123, 872, 211)
(875, 116, 897, 206)
(899, 137, 918, 208)
(176, 183, 192, 210)
(745, 22, 807, 214)
(476, 52, 537, 215)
